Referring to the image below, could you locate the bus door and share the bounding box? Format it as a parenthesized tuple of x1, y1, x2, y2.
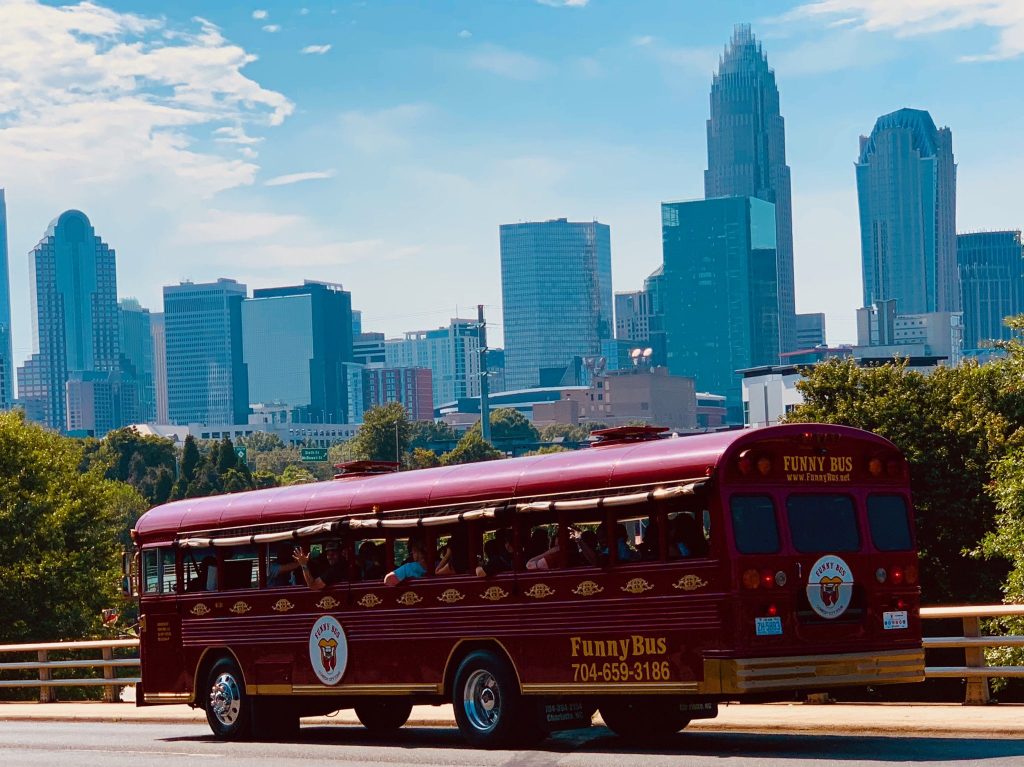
(138, 546, 186, 702)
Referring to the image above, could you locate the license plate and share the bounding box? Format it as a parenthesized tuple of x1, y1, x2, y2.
(883, 610, 908, 630)
(755, 616, 783, 636)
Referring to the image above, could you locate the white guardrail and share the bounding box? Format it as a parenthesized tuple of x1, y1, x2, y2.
(0, 606, 1022, 704)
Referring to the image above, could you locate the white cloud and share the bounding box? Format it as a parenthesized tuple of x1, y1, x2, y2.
(262, 24, 280, 33)
(458, 29, 472, 39)
(299, 8, 310, 15)
(301, 44, 332, 55)
(264, 170, 336, 187)
(536, 0, 589, 6)
(0, 1, 293, 199)
(631, 35, 655, 46)
(789, 0, 1024, 60)
(252, 9, 267, 20)
(467, 44, 549, 80)
(178, 209, 306, 244)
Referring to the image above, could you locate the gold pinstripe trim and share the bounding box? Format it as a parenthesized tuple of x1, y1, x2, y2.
(291, 683, 440, 695)
(521, 682, 698, 695)
(143, 692, 191, 702)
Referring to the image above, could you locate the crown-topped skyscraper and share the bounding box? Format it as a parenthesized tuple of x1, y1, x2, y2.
(705, 24, 796, 354)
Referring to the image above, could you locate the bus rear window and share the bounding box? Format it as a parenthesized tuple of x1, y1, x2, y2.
(786, 494, 859, 552)
(868, 495, 913, 551)
(730, 495, 780, 554)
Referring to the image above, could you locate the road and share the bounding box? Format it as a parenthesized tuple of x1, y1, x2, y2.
(2, 721, 1024, 767)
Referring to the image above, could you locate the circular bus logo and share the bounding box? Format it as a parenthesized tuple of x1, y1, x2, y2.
(309, 615, 348, 685)
(807, 554, 854, 620)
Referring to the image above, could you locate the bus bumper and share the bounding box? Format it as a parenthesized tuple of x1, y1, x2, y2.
(699, 647, 925, 694)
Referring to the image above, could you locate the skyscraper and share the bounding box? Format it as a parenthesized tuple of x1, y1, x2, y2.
(17, 210, 131, 432)
(661, 197, 780, 424)
(385, 318, 481, 406)
(0, 190, 13, 410)
(119, 298, 156, 422)
(164, 278, 249, 425)
(705, 24, 795, 354)
(242, 280, 354, 423)
(500, 218, 613, 391)
(958, 231, 1024, 354)
(857, 108, 958, 315)
(150, 312, 168, 423)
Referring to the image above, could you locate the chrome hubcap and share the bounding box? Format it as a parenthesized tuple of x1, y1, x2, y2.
(209, 672, 242, 726)
(463, 669, 500, 732)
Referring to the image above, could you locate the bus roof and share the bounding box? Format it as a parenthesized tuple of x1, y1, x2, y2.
(134, 424, 895, 543)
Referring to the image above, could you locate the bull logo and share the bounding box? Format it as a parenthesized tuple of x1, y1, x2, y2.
(819, 576, 843, 607)
(806, 555, 854, 620)
(308, 616, 347, 685)
(319, 637, 338, 672)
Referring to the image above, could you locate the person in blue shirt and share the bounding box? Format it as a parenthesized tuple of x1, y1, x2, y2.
(384, 537, 427, 586)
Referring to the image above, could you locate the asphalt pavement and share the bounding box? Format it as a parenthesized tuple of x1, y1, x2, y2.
(0, 700, 1022, 738)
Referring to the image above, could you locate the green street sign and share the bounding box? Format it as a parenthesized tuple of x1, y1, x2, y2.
(301, 447, 329, 462)
(234, 446, 248, 462)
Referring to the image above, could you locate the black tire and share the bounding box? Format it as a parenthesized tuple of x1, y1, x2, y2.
(204, 657, 253, 740)
(452, 650, 544, 749)
(599, 699, 690, 741)
(354, 699, 413, 732)
(252, 698, 301, 741)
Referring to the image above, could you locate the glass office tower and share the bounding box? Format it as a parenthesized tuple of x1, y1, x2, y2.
(0, 191, 12, 410)
(118, 298, 156, 422)
(705, 24, 796, 354)
(164, 278, 249, 425)
(18, 210, 127, 432)
(661, 197, 780, 424)
(500, 218, 613, 391)
(957, 231, 1024, 353)
(857, 108, 958, 315)
(242, 281, 354, 423)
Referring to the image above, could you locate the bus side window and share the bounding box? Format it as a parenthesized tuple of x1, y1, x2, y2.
(222, 546, 259, 590)
(141, 549, 160, 593)
(184, 547, 219, 592)
(161, 549, 176, 592)
(355, 539, 385, 581)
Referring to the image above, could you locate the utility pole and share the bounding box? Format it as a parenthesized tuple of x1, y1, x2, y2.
(478, 304, 491, 444)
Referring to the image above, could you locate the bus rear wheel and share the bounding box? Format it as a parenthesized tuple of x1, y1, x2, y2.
(452, 650, 543, 748)
(354, 699, 413, 732)
(205, 658, 253, 740)
(599, 699, 690, 741)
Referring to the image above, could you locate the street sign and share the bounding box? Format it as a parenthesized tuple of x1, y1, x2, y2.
(234, 445, 248, 462)
(301, 447, 329, 462)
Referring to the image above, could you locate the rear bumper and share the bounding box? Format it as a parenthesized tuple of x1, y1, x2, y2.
(699, 647, 925, 695)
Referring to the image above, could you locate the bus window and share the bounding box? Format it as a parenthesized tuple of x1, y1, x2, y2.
(267, 543, 301, 587)
(668, 512, 709, 559)
(867, 495, 913, 551)
(436, 528, 470, 576)
(730, 495, 780, 554)
(786, 494, 860, 553)
(355, 539, 385, 581)
(160, 549, 176, 593)
(142, 549, 160, 593)
(222, 546, 259, 590)
(386, 536, 427, 585)
(184, 547, 218, 592)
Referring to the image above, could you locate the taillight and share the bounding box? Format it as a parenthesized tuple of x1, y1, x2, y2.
(767, 603, 778, 617)
(887, 459, 903, 478)
(760, 568, 775, 588)
(868, 457, 883, 477)
(890, 566, 904, 585)
(738, 451, 753, 476)
(742, 569, 760, 589)
(896, 598, 908, 611)
(905, 564, 918, 584)
(756, 456, 772, 476)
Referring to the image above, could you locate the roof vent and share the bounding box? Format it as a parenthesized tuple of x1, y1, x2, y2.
(590, 425, 669, 447)
(333, 460, 400, 479)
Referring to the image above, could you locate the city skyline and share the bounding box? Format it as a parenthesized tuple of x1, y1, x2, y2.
(1, 1, 1023, 374)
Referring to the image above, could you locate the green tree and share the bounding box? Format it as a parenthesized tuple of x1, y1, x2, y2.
(0, 411, 147, 644)
(236, 432, 286, 452)
(468, 407, 539, 444)
(441, 431, 503, 466)
(539, 423, 593, 445)
(280, 465, 318, 485)
(409, 447, 441, 469)
(409, 420, 458, 450)
(252, 470, 280, 489)
(346, 403, 412, 463)
(786, 356, 1022, 603)
(522, 445, 570, 456)
(216, 437, 240, 474)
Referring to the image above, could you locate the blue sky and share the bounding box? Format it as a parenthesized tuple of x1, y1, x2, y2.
(2, 0, 1023, 368)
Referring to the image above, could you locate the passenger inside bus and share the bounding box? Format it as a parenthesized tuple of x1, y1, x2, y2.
(268, 543, 301, 587)
(476, 528, 514, 577)
(595, 522, 639, 564)
(525, 527, 550, 561)
(639, 518, 660, 561)
(186, 554, 218, 592)
(357, 540, 385, 581)
(435, 528, 469, 575)
(670, 513, 709, 558)
(384, 537, 427, 586)
(294, 541, 347, 590)
(526, 524, 598, 570)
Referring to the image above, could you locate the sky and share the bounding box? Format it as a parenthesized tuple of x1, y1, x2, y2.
(2, 0, 1024, 370)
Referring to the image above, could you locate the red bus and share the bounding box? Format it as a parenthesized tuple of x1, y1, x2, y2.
(132, 423, 923, 747)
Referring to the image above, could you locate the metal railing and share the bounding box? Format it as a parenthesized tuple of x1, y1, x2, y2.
(921, 604, 1024, 704)
(1, 605, 1022, 705)
(0, 639, 139, 703)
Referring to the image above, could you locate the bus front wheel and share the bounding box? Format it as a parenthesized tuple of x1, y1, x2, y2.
(354, 699, 413, 732)
(205, 657, 253, 740)
(599, 699, 689, 741)
(452, 650, 543, 748)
